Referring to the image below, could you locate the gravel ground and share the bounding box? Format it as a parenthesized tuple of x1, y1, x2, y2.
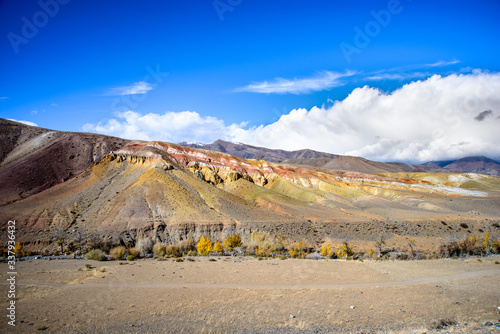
(1, 256, 499, 333)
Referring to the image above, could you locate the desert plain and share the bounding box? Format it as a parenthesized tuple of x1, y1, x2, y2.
(1, 256, 500, 334)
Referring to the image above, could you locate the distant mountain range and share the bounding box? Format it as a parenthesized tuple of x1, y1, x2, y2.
(181, 140, 500, 176)
(1, 118, 499, 252)
(423, 156, 500, 176)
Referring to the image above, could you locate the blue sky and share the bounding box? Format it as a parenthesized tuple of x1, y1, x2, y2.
(1, 0, 500, 162)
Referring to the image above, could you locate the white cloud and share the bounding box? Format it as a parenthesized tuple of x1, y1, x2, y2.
(50, 103, 58, 107)
(231, 71, 500, 162)
(365, 60, 461, 81)
(8, 119, 38, 127)
(0, 96, 8, 100)
(365, 72, 430, 81)
(234, 71, 356, 94)
(106, 81, 153, 96)
(85, 71, 500, 163)
(82, 110, 246, 143)
(426, 59, 460, 67)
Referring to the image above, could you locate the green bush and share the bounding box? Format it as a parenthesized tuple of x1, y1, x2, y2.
(85, 249, 106, 261)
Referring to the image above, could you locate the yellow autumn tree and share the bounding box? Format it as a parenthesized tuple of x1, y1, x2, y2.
(319, 244, 334, 258)
(223, 234, 242, 251)
(197, 235, 212, 256)
(483, 232, 490, 253)
(213, 241, 223, 254)
(13, 242, 23, 257)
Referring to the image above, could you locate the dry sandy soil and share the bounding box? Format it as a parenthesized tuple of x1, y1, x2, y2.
(1, 257, 500, 334)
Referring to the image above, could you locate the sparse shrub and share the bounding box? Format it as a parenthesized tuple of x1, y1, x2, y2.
(127, 247, 140, 260)
(270, 235, 288, 254)
(223, 234, 242, 251)
(110, 246, 126, 260)
(493, 240, 500, 253)
(279, 255, 287, 260)
(374, 236, 386, 257)
(152, 243, 166, 258)
(213, 241, 224, 255)
(85, 263, 93, 270)
(174, 258, 184, 262)
(85, 249, 106, 261)
(187, 250, 197, 257)
(367, 248, 374, 258)
(197, 235, 212, 256)
(495, 261, 499, 265)
(126, 255, 135, 261)
(136, 237, 154, 256)
(432, 318, 457, 330)
(255, 245, 270, 257)
(178, 239, 196, 255)
(166, 245, 180, 257)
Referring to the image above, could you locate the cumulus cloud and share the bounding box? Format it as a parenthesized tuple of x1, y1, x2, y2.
(474, 109, 493, 121)
(231, 71, 500, 162)
(234, 71, 356, 94)
(8, 119, 38, 127)
(82, 110, 246, 143)
(85, 71, 500, 163)
(106, 81, 153, 96)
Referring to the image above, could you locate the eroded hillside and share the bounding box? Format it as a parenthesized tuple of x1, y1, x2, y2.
(1, 129, 499, 250)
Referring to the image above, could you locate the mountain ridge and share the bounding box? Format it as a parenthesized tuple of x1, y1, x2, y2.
(181, 139, 500, 176)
